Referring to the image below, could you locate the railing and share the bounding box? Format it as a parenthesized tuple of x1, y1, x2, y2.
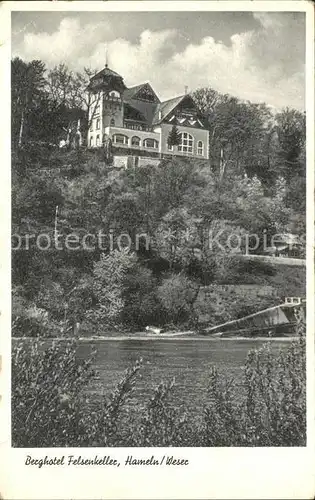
(284, 297, 303, 305)
(103, 95, 122, 103)
(123, 121, 153, 132)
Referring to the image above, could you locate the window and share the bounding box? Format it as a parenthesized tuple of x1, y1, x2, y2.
(96, 135, 100, 146)
(110, 90, 120, 98)
(96, 118, 100, 130)
(131, 136, 141, 147)
(90, 136, 94, 147)
(167, 144, 174, 151)
(143, 138, 158, 149)
(113, 134, 129, 145)
(197, 140, 204, 156)
(110, 118, 115, 126)
(95, 105, 100, 115)
(90, 120, 93, 131)
(178, 132, 193, 154)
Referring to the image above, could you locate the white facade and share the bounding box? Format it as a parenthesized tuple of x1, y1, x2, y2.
(86, 68, 210, 164)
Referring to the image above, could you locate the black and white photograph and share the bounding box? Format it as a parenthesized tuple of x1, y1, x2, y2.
(8, 3, 310, 455)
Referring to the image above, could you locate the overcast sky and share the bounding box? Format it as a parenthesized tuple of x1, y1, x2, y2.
(12, 11, 305, 110)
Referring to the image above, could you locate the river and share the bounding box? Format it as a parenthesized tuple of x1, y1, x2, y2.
(75, 337, 291, 416)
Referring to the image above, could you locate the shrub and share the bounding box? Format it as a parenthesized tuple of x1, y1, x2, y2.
(12, 339, 96, 446)
(12, 294, 60, 338)
(12, 325, 306, 447)
(132, 378, 195, 447)
(202, 334, 306, 446)
(86, 249, 138, 327)
(121, 264, 163, 329)
(157, 274, 199, 326)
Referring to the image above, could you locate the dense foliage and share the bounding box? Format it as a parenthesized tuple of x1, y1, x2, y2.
(11, 57, 306, 335)
(11, 57, 306, 449)
(12, 325, 306, 447)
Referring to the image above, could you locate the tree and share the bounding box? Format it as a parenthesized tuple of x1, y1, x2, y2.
(12, 173, 64, 225)
(87, 249, 138, 326)
(192, 88, 275, 182)
(46, 64, 80, 109)
(167, 125, 181, 147)
(150, 158, 206, 221)
(45, 64, 101, 136)
(157, 274, 199, 326)
(11, 58, 46, 146)
(192, 87, 222, 116)
(274, 108, 306, 180)
(121, 264, 162, 328)
(153, 207, 202, 271)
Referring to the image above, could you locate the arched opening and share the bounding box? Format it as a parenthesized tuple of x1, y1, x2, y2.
(110, 90, 120, 99)
(143, 138, 159, 149)
(131, 136, 141, 147)
(197, 140, 204, 156)
(112, 134, 129, 145)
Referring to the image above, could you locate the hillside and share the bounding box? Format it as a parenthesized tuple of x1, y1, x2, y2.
(11, 57, 306, 337)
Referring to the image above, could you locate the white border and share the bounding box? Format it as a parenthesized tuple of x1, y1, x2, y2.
(0, 2, 314, 499)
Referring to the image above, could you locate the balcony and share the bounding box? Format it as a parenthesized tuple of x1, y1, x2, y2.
(105, 126, 160, 151)
(123, 120, 153, 132)
(103, 94, 122, 103)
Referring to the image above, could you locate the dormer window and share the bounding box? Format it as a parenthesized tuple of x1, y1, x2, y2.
(110, 90, 120, 98)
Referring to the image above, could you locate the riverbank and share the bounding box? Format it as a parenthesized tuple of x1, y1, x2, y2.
(12, 334, 297, 341)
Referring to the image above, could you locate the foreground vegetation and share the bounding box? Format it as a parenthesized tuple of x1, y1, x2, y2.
(12, 323, 306, 447)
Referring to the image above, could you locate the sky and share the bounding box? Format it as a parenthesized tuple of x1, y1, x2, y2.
(11, 11, 305, 110)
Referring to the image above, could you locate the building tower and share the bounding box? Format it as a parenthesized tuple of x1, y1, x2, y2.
(86, 64, 126, 148)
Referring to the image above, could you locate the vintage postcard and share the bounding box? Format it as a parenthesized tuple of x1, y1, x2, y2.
(0, 1, 314, 499)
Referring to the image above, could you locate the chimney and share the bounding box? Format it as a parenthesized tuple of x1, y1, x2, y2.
(184, 86, 188, 95)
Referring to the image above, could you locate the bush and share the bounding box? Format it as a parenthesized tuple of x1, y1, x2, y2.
(157, 274, 199, 326)
(12, 339, 95, 446)
(12, 326, 306, 447)
(202, 334, 306, 446)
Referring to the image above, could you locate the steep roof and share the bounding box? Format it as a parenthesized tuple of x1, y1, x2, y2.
(87, 65, 126, 92)
(124, 82, 160, 103)
(152, 94, 208, 127)
(152, 95, 186, 125)
(123, 83, 160, 125)
(91, 65, 124, 81)
(123, 83, 147, 101)
(125, 101, 159, 126)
